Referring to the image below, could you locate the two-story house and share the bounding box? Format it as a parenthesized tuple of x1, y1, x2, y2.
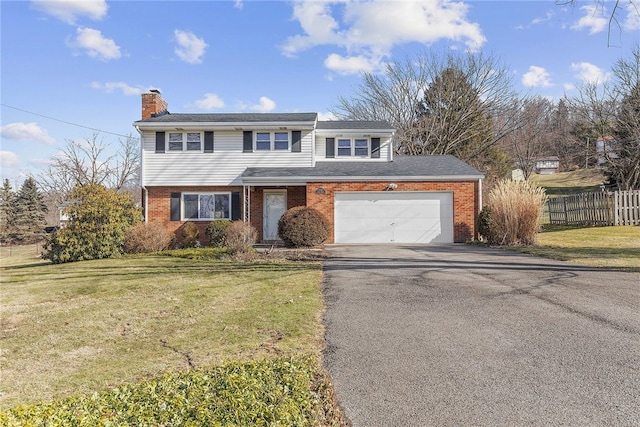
(134, 91, 483, 244)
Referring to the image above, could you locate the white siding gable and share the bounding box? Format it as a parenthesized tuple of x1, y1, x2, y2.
(142, 129, 314, 186)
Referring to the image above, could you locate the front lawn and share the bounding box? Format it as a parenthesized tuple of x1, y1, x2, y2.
(0, 245, 342, 424)
(518, 225, 640, 270)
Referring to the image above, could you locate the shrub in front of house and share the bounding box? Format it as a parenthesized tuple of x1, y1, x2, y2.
(124, 222, 172, 254)
(477, 206, 497, 244)
(484, 179, 547, 245)
(205, 220, 232, 247)
(43, 184, 142, 264)
(178, 222, 200, 248)
(278, 207, 330, 247)
(224, 221, 257, 254)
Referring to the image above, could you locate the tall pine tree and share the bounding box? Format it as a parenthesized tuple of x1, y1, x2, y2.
(607, 83, 640, 190)
(0, 179, 17, 243)
(14, 176, 48, 243)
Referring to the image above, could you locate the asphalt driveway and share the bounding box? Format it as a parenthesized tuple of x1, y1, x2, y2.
(322, 244, 640, 427)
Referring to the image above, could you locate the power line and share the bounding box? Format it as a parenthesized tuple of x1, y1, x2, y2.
(1, 103, 136, 139)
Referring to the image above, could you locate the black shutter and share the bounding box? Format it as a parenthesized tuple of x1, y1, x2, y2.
(204, 131, 214, 153)
(231, 192, 241, 220)
(371, 137, 381, 158)
(291, 131, 302, 153)
(326, 138, 335, 158)
(170, 192, 181, 221)
(155, 132, 165, 153)
(243, 131, 253, 152)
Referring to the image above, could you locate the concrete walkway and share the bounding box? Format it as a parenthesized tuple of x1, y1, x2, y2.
(322, 244, 640, 426)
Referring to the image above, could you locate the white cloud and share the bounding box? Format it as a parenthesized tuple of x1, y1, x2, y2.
(1, 122, 56, 145)
(91, 81, 150, 95)
(0, 151, 20, 168)
(571, 62, 610, 84)
(67, 27, 121, 61)
(174, 30, 208, 64)
(234, 0, 243, 10)
(571, 4, 608, 34)
(318, 111, 338, 121)
(195, 93, 225, 110)
(240, 96, 276, 113)
(522, 66, 552, 88)
(31, 0, 107, 24)
(282, 0, 485, 75)
(324, 53, 380, 75)
(623, 5, 640, 30)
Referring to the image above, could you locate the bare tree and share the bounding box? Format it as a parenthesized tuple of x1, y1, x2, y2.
(39, 133, 140, 206)
(332, 50, 524, 174)
(556, 0, 639, 47)
(501, 97, 555, 180)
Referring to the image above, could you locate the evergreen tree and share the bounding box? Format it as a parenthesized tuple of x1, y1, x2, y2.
(14, 176, 48, 243)
(0, 179, 17, 243)
(44, 183, 142, 263)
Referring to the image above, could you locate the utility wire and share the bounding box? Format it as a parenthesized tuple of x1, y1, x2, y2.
(1, 103, 136, 139)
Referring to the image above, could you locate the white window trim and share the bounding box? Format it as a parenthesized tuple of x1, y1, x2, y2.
(182, 192, 232, 221)
(166, 131, 204, 152)
(254, 131, 291, 151)
(336, 137, 370, 157)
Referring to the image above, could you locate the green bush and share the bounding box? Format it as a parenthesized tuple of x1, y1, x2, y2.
(278, 207, 330, 247)
(178, 222, 200, 248)
(0, 356, 342, 426)
(43, 184, 142, 263)
(124, 222, 172, 253)
(477, 206, 497, 243)
(205, 220, 231, 247)
(224, 220, 257, 254)
(485, 179, 547, 246)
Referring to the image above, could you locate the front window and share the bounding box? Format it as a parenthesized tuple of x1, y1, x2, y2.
(255, 131, 290, 151)
(256, 132, 271, 150)
(337, 139, 352, 156)
(337, 138, 370, 157)
(183, 193, 231, 220)
(167, 132, 203, 151)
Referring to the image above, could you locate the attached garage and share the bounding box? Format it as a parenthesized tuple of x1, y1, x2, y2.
(334, 191, 454, 244)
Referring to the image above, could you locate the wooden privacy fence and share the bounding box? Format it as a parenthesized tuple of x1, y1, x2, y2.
(547, 190, 640, 226)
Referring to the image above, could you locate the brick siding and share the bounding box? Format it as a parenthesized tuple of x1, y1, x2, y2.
(306, 181, 479, 243)
(146, 182, 478, 244)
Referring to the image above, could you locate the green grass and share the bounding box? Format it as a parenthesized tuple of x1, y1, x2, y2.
(0, 245, 328, 413)
(529, 168, 606, 196)
(517, 225, 640, 270)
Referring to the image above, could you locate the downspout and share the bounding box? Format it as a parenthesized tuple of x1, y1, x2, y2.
(134, 125, 148, 223)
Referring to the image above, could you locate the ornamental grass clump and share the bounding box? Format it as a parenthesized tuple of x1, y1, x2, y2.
(483, 179, 547, 246)
(224, 220, 257, 254)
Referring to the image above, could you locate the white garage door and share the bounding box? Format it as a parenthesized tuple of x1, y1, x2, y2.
(334, 191, 453, 244)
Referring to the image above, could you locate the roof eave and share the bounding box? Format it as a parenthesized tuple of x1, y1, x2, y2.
(242, 174, 484, 184)
(133, 120, 317, 130)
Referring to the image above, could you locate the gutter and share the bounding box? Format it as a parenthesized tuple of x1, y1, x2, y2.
(133, 124, 148, 223)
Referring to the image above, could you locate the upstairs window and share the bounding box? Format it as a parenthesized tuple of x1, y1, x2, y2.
(183, 193, 230, 220)
(167, 132, 202, 151)
(337, 138, 369, 157)
(255, 131, 290, 151)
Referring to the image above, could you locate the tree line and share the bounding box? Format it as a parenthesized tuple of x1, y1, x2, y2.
(332, 46, 640, 190)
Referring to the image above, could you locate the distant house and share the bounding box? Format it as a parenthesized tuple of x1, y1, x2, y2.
(535, 157, 560, 175)
(596, 136, 617, 166)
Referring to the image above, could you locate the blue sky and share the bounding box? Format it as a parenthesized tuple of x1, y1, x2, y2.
(1, 0, 639, 184)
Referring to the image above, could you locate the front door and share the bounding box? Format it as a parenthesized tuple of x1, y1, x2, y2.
(263, 190, 287, 240)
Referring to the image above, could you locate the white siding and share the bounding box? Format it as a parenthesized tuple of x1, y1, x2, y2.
(314, 135, 393, 161)
(142, 130, 314, 186)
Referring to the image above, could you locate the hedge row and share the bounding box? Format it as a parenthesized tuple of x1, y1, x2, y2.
(1, 356, 340, 427)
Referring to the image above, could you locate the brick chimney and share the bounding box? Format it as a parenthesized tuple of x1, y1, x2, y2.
(141, 89, 168, 120)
